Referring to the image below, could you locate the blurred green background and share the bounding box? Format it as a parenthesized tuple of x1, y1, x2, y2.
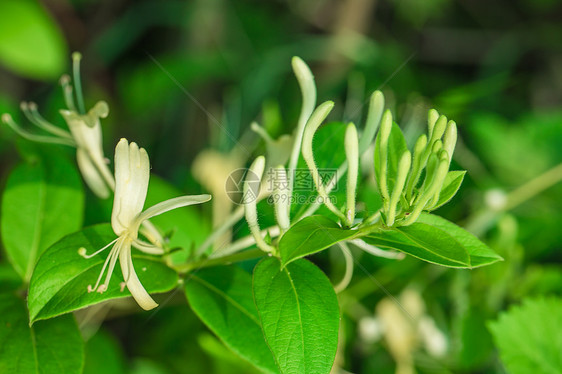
(0, 0, 561, 373)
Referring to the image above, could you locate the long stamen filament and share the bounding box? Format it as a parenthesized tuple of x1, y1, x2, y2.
(2, 113, 75, 146)
(87, 242, 119, 292)
(60, 74, 77, 112)
(21, 102, 73, 139)
(72, 52, 86, 115)
(79, 237, 119, 259)
(98, 242, 122, 292)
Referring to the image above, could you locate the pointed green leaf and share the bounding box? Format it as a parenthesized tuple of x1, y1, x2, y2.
(28, 224, 178, 324)
(374, 121, 408, 196)
(253, 257, 339, 374)
(430, 170, 466, 210)
(1, 154, 84, 282)
(185, 266, 279, 374)
(279, 215, 358, 266)
(363, 213, 502, 268)
(0, 292, 84, 374)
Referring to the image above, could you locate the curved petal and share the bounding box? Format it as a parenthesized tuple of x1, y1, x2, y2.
(112, 139, 150, 234)
(119, 239, 158, 310)
(76, 148, 110, 199)
(132, 238, 165, 255)
(132, 194, 211, 232)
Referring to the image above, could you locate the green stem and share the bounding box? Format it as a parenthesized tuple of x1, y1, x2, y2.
(504, 162, 562, 210)
(175, 248, 264, 274)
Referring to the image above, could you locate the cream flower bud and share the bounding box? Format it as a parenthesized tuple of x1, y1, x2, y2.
(345, 123, 359, 225)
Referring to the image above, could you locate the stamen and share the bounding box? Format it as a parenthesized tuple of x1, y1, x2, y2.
(88, 244, 117, 292)
(79, 237, 119, 259)
(22, 102, 73, 139)
(60, 74, 77, 112)
(2, 113, 75, 146)
(72, 52, 86, 114)
(98, 241, 122, 293)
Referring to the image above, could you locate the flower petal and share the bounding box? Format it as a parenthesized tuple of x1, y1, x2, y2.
(132, 238, 165, 255)
(133, 194, 211, 231)
(77, 148, 110, 199)
(119, 239, 158, 310)
(112, 139, 150, 234)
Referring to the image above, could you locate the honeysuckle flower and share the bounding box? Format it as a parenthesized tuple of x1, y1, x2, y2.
(1, 53, 115, 198)
(80, 138, 211, 310)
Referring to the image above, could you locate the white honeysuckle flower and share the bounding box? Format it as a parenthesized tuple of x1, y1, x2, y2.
(80, 138, 211, 310)
(2, 100, 114, 198)
(1, 53, 116, 199)
(60, 101, 115, 198)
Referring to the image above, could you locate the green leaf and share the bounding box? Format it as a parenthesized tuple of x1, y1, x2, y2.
(1, 154, 84, 281)
(253, 257, 339, 374)
(374, 122, 408, 196)
(185, 266, 279, 374)
(279, 215, 358, 266)
(83, 330, 126, 374)
(0, 0, 67, 79)
(488, 297, 562, 374)
(363, 213, 502, 268)
(0, 292, 84, 374)
(430, 170, 466, 210)
(28, 224, 178, 324)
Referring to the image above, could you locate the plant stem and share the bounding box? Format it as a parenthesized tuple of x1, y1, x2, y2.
(504, 162, 562, 210)
(175, 248, 264, 274)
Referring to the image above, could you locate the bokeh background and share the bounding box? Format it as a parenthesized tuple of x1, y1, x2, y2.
(0, 0, 561, 373)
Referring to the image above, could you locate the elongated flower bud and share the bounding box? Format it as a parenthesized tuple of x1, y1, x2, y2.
(345, 123, 359, 225)
(287, 57, 317, 214)
(431, 139, 443, 155)
(273, 165, 290, 231)
(386, 150, 411, 226)
(428, 109, 439, 137)
(359, 90, 384, 153)
(405, 134, 428, 201)
(302, 102, 347, 223)
(430, 115, 448, 144)
(377, 110, 393, 203)
(403, 150, 449, 225)
(244, 156, 275, 253)
(442, 120, 457, 165)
